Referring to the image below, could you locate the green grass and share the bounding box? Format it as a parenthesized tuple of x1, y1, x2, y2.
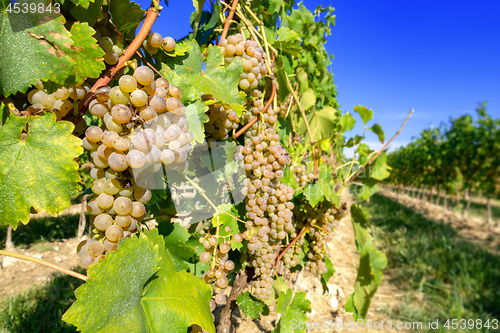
(365, 194, 500, 332)
(0, 270, 85, 333)
(0, 214, 88, 249)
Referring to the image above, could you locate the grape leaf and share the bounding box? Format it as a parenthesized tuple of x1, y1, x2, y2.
(273, 27, 302, 56)
(277, 117, 292, 148)
(67, 0, 104, 27)
(299, 88, 316, 110)
(108, 0, 145, 39)
(340, 112, 356, 132)
(299, 106, 337, 142)
(370, 151, 390, 180)
(369, 123, 385, 143)
(281, 165, 298, 190)
(320, 256, 335, 294)
(69, 22, 106, 84)
(185, 99, 209, 143)
(70, 0, 93, 9)
(63, 231, 215, 333)
(273, 290, 311, 333)
(162, 40, 246, 114)
(0, 0, 73, 96)
(0, 113, 82, 229)
(236, 292, 270, 320)
(215, 204, 244, 250)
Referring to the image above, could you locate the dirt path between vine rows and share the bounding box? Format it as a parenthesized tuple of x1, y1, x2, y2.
(0, 196, 409, 333)
(378, 189, 500, 256)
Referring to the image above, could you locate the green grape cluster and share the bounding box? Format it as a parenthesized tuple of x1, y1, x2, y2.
(201, 95, 240, 143)
(198, 228, 242, 310)
(219, 33, 268, 90)
(77, 65, 195, 268)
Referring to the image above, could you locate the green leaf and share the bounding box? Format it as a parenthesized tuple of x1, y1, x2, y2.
(276, 57, 292, 102)
(300, 88, 316, 110)
(67, 0, 104, 27)
(281, 165, 298, 190)
(215, 204, 244, 250)
(157, 219, 197, 272)
(340, 112, 356, 132)
(350, 204, 372, 253)
(163, 41, 189, 57)
(63, 231, 215, 333)
(69, 22, 106, 84)
(0, 0, 73, 96)
(320, 257, 335, 294)
(0, 113, 82, 229)
(304, 182, 324, 207)
(350, 253, 381, 320)
(70, 0, 93, 8)
(370, 151, 390, 180)
(353, 105, 373, 125)
(274, 290, 311, 333)
(191, 0, 206, 38)
(108, 0, 145, 39)
(236, 292, 270, 320)
(162, 40, 246, 114)
(369, 123, 385, 143)
(185, 99, 209, 143)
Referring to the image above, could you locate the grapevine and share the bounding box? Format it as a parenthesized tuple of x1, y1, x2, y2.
(0, 0, 394, 331)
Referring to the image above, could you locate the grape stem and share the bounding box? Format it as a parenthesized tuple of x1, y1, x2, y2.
(346, 109, 414, 184)
(0, 96, 23, 116)
(0, 250, 88, 281)
(135, 50, 165, 79)
(219, 0, 240, 43)
(233, 78, 276, 139)
(70, 8, 161, 123)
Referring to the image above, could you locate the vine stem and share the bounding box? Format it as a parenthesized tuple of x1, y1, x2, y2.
(233, 78, 276, 139)
(346, 109, 414, 184)
(219, 0, 239, 43)
(217, 269, 248, 333)
(0, 250, 88, 281)
(135, 51, 165, 79)
(72, 8, 160, 122)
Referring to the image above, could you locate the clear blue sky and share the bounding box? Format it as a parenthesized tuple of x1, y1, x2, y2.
(136, 0, 500, 151)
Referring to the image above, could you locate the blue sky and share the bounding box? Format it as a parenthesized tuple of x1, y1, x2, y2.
(136, 0, 500, 151)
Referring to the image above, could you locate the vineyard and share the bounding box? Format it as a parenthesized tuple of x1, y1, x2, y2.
(1, 0, 499, 332)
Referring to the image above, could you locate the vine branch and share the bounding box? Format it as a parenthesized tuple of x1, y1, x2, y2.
(0, 250, 88, 281)
(217, 269, 248, 333)
(219, 0, 239, 43)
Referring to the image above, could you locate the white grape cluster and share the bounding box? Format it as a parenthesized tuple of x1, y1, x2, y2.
(198, 229, 242, 310)
(236, 112, 297, 300)
(93, 27, 124, 66)
(201, 95, 240, 143)
(219, 33, 268, 90)
(142, 31, 176, 55)
(290, 162, 315, 188)
(26, 81, 89, 121)
(78, 65, 194, 268)
(276, 94, 295, 117)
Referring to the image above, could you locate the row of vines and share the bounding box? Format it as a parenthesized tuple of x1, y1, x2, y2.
(386, 103, 499, 223)
(0, 0, 394, 331)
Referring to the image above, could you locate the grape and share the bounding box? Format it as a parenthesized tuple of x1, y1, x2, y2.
(113, 137, 129, 151)
(134, 66, 154, 85)
(216, 276, 229, 288)
(143, 41, 158, 55)
(101, 130, 119, 148)
(90, 102, 109, 117)
(233, 234, 243, 243)
(214, 293, 226, 305)
(99, 37, 114, 51)
(149, 95, 166, 113)
(169, 86, 181, 99)
(96, 193, 114, 209)
(103, 178, 121, 195)
(239, 79, 250, 90)
(139, 107, 157, 122)
(132, 132, 153, 151)
(224, 260, 235, 271)
(163, 37, 176, 52)
(69, 86, 87, 100)
(90, 168, 105, 180)
(92, 153, 108, 168)
(220, 242, 231, 254)
(85, 126, 103, 142)
(113, 197, 133, 215)
(82, 137, 98, 151)
(95, 86, 111, 102)
(127, 150, 146, 168)
(148, 32, 163, 48)
(200, 252, 211, 263)
(160, 149, 175, 165)
(108, 152, 128, 171)
(115, 215, 132, 228)
(105, 225, 123, 242)
(94, 213, 113, 230)
(91, 179, 104, 194)
(166, 97, 183, 112)
(97, 145, 113, 160)
(109, 86, 130, 105)
(80, 254, 95, 269)
(118, 75, 137, 92)
(130, 89, 148, 107)
(103, 239, 118, 252)
(111, 104, 132, 123)
(156, 77, 169, 89)
(104, 50, 119, 65)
